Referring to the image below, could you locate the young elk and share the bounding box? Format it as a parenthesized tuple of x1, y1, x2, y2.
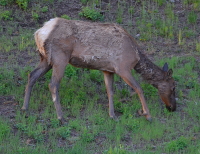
(22, 18, 176, 122)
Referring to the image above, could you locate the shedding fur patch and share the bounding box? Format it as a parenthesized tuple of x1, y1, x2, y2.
(34, 18, 59, 57)
(73, 21, 125, 59)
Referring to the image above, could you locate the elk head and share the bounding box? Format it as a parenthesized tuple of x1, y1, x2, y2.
(158, 63, 176, 111)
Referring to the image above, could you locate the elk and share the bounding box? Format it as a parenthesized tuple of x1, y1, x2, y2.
(22, 18, 176, 122)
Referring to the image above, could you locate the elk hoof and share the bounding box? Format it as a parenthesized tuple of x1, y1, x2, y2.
(59, 118, 67, 126)
(138, 109, 147, 116)
(138, 109, 152, 122)
(20, 108, 29, 118)
(145, 115, 152, 122)
(111, 116, 119, 122)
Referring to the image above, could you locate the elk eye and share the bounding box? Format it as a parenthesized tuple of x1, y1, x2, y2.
(171, 87, 175, 91)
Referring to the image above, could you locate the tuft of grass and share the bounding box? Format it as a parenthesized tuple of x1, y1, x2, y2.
(0, 10, 13, 20)
(105, 145, 130, 154)
(79, 6, 104, 21)
(153, 0, 166, 6)
(165, 136, 190, 152)
(41, 6, 48, 13)
(196, 42, 200, 52)
(188, 11, 197, 24)
(56, 126, 71, 139)
(0, 120, 10, 142)
(61, 14, 71, 20)
(16, 0, 30, 10)
(32, 12, 39, 20)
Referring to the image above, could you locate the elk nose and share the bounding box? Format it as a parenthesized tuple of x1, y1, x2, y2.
(166, 105, 176, 112)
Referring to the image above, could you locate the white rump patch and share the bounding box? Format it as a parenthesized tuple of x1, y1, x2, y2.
(34, 18, 58, 56)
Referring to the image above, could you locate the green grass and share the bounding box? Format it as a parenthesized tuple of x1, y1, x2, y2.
(0, 0, 200, 153)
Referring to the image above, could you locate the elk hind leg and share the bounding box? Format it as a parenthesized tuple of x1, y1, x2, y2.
(22, 57, 52, 111)
(49, 61, 68, 123)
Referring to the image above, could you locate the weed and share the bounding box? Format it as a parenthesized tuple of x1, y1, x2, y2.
(16, 0, 29, 10)
(32, 132, 44, 142)
(196, 42, 200, 52)
(153, 0, 166, 6)
(141, 83, 157, 97)
(128, 6, 134, 15)
(0, 120, 10, 142)
(41, 6, 48, 13)
(125, 118, 140, 132)
(89, 70, 102, 82)
(0, 0, 14, 6)
(68, 119, 82, 131)
(188, 11, 197, 24)
(81, 127, 95, 142)
(79, 6, 104, 21)
(56, 126, 71, 139)
(61, 14, 71, 20)
(116, 2, 123, 24)
(178, 29, 184, 45)
(0, 0, 7, 5)
(15, 123, 27, 132)
(50, 119, 60, 128)
(65, 65, 78, 78)
(165, 136, 190, 152)
(165, 3, 175, 20)
(105, 145, 129, 154)
(0, 10, 13, 20)
(90, 113, 105, 125)
(32, 12, 39, 20)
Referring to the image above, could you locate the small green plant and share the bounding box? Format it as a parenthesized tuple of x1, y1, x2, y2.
(79, 6, 104, 21)
(141, 83, 157, 97)
(0, 121, 10, 141)
(154, 0, 166, 6)
(81, 128, 94, 142)
(32, 12, 39, 20)
(91, 113, 105, 125)
(61, 14, 71, 20)
(116, 3, 123, 24)
(178, 29, 184, 45)
(125, 118, 140, 132)
(80, 0, 89, 4)
(0, 10, 13, 20)
(16, 0, 29, 10)
(68, 119, 82, 131)
(0, 0, 14, 6)
(0, 0, 7, 5)
(50, 119, 60, 128)
(31, 132, 44, 142)
(65, 65, 78, 78)
(196, 42, 200, 52)
(128, 6, 134, 15)
(41, 6, 48, 13)
(89, 70, 102, 82)
(15, 123, 27, 132)
(56, 127, 71, 139)
(166, 136, 190, 152)
(188, 11, 197, 24)
(105, 145, 128, 154)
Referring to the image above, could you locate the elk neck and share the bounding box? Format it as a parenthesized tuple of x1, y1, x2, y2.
(134, 50, 164, 88)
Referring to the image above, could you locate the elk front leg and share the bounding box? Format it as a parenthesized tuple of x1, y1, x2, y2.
(103, 71, 116, 119)
(22, 58, 51, 111)
(118, 71, 152, 121)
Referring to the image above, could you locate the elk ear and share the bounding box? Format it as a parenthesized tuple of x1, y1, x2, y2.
(162, 63, 168, 72)
(167, 69, 173, 78)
